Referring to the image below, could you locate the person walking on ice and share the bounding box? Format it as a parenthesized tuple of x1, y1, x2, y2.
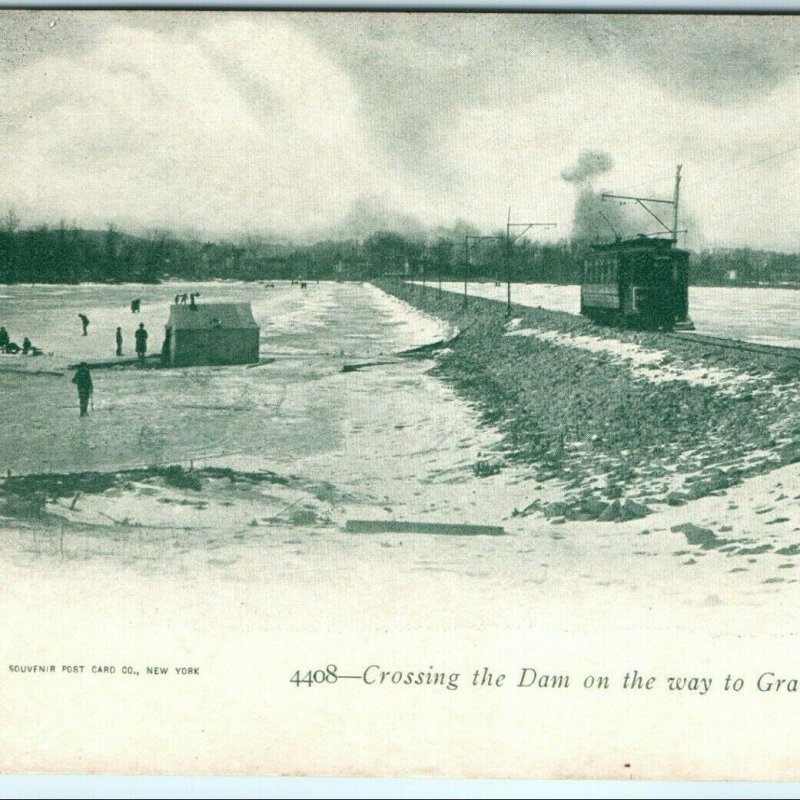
(72, 362, 93, 418)
(78, 313, 89, 336)
(135, 322, 148, 361)
(116, 327, 123, 356)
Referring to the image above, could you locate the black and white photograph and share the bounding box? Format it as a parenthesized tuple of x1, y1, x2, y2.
(0, 9, 799, 782)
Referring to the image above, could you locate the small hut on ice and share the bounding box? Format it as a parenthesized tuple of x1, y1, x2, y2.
(165, 303, 260, 366)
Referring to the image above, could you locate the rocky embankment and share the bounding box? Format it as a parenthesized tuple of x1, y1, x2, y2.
(378, 281, 800, 522)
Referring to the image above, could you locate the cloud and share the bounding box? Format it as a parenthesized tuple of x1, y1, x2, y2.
(600, 15, 800, 106)
(298, 13, 800, 177)
(0, 12, 797, 250)
(0, 16, 407, 237)
(435, 62, 800, 249)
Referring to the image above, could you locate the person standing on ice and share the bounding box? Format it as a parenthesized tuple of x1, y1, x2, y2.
(135, 322, 148, 361)
(115, 327, 123, 356)
(78, 313, 89, 336)
(72, 362, 93, 418)
(0, 327, 8, 353)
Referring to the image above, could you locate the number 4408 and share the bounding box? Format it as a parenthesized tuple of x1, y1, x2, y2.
(290, 665, 339, 686)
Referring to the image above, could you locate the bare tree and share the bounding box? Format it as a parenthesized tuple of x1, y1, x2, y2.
(4, 207, 19, 234)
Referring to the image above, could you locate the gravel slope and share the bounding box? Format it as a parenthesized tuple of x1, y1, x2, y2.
(379, 281, 800, 521)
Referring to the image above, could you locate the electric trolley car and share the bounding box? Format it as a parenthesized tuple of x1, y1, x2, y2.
(580, 236, 694, 331)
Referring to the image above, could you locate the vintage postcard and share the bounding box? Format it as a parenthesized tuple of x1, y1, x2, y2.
(1, 9, 799, 782)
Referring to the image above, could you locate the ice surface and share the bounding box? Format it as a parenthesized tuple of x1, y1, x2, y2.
(1, 280, 799, 626)
(0, 281, 453, 475)
(422, 281, 800, 348)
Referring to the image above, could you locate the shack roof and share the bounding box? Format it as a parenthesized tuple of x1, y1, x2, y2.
(168, 303, 259, 330)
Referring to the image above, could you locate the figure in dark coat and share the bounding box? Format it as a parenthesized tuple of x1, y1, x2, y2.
(78, 313, 89, 335)
(135, 323, 148, 360)
(72, 362, 93, 417)
(161, 327, 172, 366)
(116, 327, 123, 356)
(0, 327, 9, 353)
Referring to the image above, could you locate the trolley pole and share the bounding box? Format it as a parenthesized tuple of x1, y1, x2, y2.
(505, 211, 557, 313)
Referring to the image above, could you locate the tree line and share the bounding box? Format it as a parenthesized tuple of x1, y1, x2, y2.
(0, 219, 798, 288)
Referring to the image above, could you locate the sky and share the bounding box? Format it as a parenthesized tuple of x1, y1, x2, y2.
(0, 10, 798, 250)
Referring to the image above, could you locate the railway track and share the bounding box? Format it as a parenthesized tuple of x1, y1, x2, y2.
(666, 331, 800, 361)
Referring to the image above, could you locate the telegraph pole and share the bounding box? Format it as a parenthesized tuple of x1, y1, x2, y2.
(464, 235, 504, 307)
(463, 235, 469, 307)
(505, 209, 557, 313)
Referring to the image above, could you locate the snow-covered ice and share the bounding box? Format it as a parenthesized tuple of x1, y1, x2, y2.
(422, 281, 800, 348)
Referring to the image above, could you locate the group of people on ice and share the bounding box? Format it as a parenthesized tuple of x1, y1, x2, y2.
(71, 289, 210, 416)
(76, 299, 151, 360)
(113, 322, 149, 360)
(70, 292, 193, 416)
(174, 292, 200, 308)
(0, 326, 43, 356)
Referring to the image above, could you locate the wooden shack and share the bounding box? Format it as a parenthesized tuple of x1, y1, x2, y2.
(166, 303, 260, 366)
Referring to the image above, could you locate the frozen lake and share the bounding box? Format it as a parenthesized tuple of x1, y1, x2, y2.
(0, 280, 533, 533)
(0, 281, 460, 475)
(420, 281, 800, 348)
(1, 279, 797, 620)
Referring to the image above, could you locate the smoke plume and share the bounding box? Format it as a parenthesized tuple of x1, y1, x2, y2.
(562, 150, 640, 244)
(560, 150, 614, 184)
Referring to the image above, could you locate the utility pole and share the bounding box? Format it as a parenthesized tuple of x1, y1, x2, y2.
(672, 164, 682, 243)
(464, 234, 504, 307)
(463, 235, 469, 307)
(505, 209, 557, 313)
(601, 164, 684, 242)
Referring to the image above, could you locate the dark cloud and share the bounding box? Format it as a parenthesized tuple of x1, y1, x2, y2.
(291, 13, 799, 182)
(597, 16, 800, 105)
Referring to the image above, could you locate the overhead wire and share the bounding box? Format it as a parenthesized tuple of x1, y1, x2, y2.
(613, 142, 799, 195)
